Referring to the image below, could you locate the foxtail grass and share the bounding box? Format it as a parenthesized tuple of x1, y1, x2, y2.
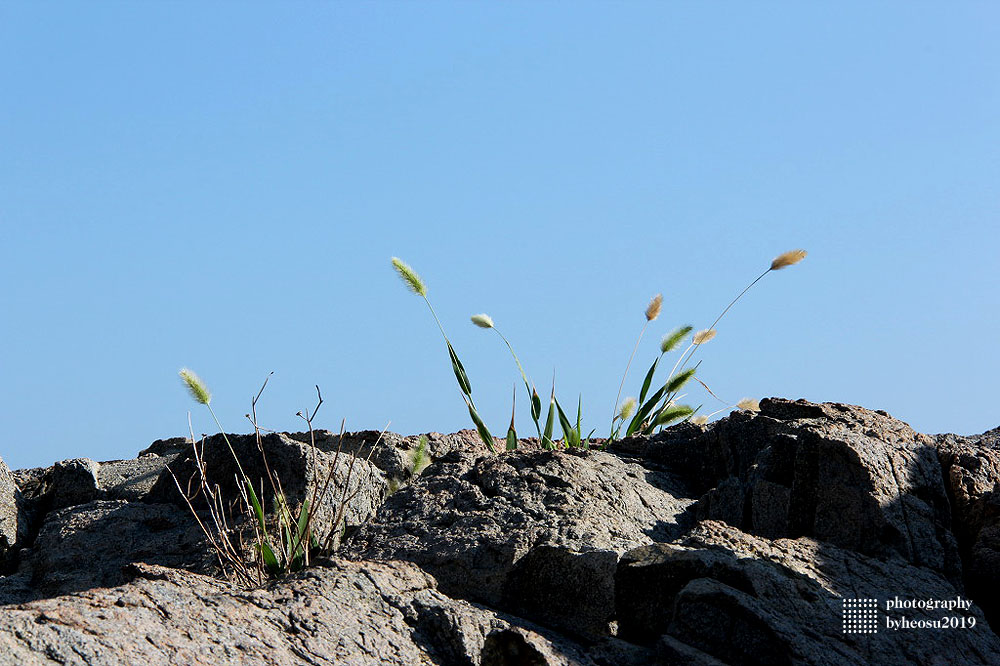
(392, 257, 496, 453)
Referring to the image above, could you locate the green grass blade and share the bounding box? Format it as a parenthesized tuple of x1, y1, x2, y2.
(259, 540, 281, 576)
(554, 397, 579, 448)
(542, 396, 555, 450)
(638, 357, 659, 405)
(530, 387, 542, 422)
(465, 399, 496, 453)
(245, 477, 267, 533)
(506, 424, 518, 451)
(448, 341, 472, 397)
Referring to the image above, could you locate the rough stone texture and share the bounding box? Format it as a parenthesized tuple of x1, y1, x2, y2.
(3, 402, 1000, 664)
(617, 398, 961, 584)
(0, 559, 607, 666)
(0, 455, 24, 569)
(285, 428, 529, 480)
(346, 448, 695, 638)
(616, 520, 1000, 666)
(146, 432, 388, 547)
(936, 431, 1000, 626)
(23, 500, 214, 599)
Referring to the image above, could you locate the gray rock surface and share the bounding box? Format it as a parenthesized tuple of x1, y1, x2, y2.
(346, 448, 695, 638)
(617, 520, 1000, 666)
(0, 456, 24, 569)
(618, 398, 961, 584)
(936, 431, 1000, 626)
(2, 401, 1000, 664)
(0, 559, 608, 666)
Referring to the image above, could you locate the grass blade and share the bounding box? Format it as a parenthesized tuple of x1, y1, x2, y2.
(464, 397, 496, 453)
(448, 341, 472, 397)
(638, 357, 659, 405)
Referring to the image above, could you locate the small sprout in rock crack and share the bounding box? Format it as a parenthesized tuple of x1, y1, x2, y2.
(410, 435, 430, 476)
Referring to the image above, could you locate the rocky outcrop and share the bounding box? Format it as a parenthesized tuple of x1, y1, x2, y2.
(616, 399, 961, 584)
(2, 402, 1000, 664)
(0, 559, 617, 666)
(617, 520, 1000, 666)
(345, 448, 694, 639)
(936, 430, 1000, 626)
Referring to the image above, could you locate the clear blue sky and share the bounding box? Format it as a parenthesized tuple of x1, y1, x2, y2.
(2, 3, 997, 471)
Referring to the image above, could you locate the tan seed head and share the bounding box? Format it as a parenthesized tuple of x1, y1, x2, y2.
(691, 415, 709, 426)
(736, 398, 760, 412)
(770, 249, 808, 271)
(645, 294, 663, 321)
(692, 329, 717, 345)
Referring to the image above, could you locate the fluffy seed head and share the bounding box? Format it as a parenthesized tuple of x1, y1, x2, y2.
(179, 368, 211, 405)
(618, 397, 637, 421)
(770, 249, 808, 271)
(737, 398, 760, 412)
(391, 257, 427, 296)
(691, 415, 709, 426)
(660, 325, 693, 353)
(470, 313, 494, 329)
(692, 329, 717, 345)
(645, 294, 663, 321)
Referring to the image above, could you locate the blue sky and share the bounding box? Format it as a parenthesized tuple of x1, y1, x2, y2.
(1, 3, 997, 470)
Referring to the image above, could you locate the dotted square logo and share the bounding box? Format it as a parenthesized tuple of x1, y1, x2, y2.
(843, 598, 879, 634)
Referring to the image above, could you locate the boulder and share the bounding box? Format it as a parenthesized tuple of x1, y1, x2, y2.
(146, 432, 388, 548)
(616, 520, 1000, 666)
(618, 399, 961, 584)
(22, 500, 214, 599)
(346, 448, 694, 638)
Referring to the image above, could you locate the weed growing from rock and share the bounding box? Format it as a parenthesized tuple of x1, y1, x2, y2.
(391, 250, 807, 450)
(171, 370, 369, 586)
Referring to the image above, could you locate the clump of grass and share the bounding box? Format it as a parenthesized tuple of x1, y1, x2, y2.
(392, 248, 807, 451)
(392, 258, 496, 453)
(170, 369, 367, 586)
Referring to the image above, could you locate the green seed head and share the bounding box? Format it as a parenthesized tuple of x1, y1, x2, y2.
(179, 368, 211, 405)
(660, 325, 693, 353)
(618, 397, 637, 421)
(391, 257, 427, 296)
(470, 313, 494, 329)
